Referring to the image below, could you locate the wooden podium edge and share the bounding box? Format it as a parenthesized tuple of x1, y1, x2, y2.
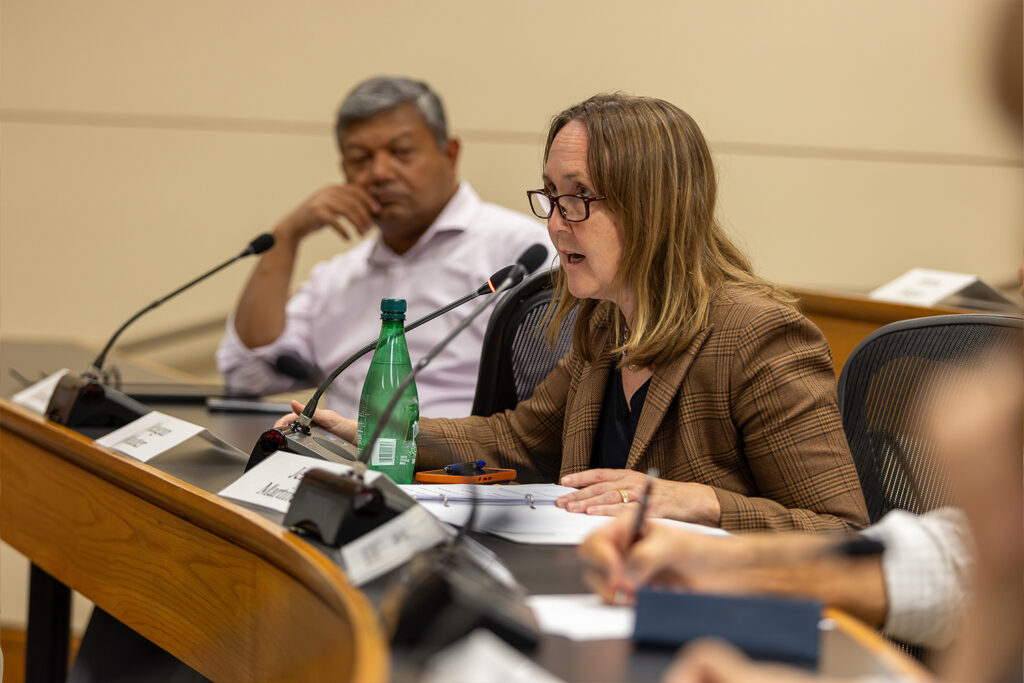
(0, 399, 389, 683)
(823, 608, 932, 681)
(790, 287, 972, 324)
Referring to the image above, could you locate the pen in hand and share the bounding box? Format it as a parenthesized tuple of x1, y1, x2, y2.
(628, 467, 660, 547)
(612, 468, 659, 606)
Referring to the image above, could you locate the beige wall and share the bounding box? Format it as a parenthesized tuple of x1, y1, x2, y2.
(1, 0, 1021, 631)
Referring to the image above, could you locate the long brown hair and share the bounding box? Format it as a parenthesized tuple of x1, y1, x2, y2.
(544, 94, 795, 367)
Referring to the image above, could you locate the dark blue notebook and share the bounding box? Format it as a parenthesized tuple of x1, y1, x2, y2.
(633, 590, 822, 667)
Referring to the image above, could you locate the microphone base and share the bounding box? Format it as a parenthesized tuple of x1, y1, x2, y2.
(384, 544, 540, 657)
(248, 426, 418, 547)
(282, 465, 417, 547)
(246, 425, 360, 471)
(45, 373, 151, 432)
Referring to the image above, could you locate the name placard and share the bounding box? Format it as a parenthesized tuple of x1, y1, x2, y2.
(94, 411, 205, 462)
(219, 451, 378, 514)
(870, 267, 1016, 310)
(11, 369, 70, 414)
(221, 452, 451, 585)
(341, 504, 451, 586)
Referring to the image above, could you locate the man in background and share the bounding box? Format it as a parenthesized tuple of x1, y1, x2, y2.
(69, 77, 546, 683)
(217, 76, 548, 417)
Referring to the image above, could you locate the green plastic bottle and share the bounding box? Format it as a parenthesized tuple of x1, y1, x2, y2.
(356, 298, 419, 484)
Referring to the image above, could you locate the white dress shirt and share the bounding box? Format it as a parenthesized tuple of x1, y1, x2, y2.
(861, 507, 973, 648)
(217, 182, 550, 418)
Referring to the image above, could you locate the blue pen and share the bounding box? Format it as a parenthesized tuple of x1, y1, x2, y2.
(444, 460, 486, 474)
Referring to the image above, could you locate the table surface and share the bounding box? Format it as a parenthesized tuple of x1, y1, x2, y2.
(0, 338, 925, 682)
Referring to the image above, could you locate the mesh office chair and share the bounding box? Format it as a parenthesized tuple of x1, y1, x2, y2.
(837, 313, 1023, 524)
(471, 267, 577, 417)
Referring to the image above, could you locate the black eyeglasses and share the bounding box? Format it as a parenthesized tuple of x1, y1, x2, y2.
(526, 190, 606, 223)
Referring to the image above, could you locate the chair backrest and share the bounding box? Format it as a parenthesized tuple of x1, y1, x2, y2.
(837, 313, 1022, 523)
(471, 267, 576, 417)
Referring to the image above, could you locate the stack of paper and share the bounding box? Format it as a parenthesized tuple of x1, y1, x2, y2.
(398, 483, 729, 545)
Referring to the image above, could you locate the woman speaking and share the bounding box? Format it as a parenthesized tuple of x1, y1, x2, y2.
(284, 94, 868, 532)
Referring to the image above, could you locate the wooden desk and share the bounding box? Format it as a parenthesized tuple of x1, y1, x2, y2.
(791, 287, 969, 375)
(0, 398, 387, 682)
(1, 339, 930, 682)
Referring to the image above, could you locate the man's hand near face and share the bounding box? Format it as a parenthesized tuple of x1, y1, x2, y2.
(231, 182, 382, 349)
(275, 184, 381, 246)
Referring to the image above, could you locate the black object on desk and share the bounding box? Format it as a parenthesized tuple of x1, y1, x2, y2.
(385, 542, 540, 659)
(282, 468, 407, 547)
(46, 372, 150, 432)
(633, 590, 822, 668)
(120, 382, 257, 404)
(246, 424, 360, 471)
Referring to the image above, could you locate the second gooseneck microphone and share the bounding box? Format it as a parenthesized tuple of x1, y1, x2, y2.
(292, 259, 535, 428)
(357, 243, 548, 464)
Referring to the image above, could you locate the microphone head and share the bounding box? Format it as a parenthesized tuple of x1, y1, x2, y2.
(244, 233, 276, 256)
(517, 243, 548, 276)
(274, 352, 318, 382)
(478, 265, 516, 295)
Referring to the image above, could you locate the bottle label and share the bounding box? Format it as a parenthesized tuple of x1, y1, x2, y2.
(370, 438, 398, 467)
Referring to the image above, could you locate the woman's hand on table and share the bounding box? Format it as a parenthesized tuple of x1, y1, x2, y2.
(556, 468, 722, 526)
(274, 400, 357, 443)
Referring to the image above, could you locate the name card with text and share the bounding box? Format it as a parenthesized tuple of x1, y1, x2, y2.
(341, 504, 451, 586)
(219, 451, 379, 514)
(93, 411, 244, 462)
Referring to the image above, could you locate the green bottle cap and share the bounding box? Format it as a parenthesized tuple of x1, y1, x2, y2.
(381, 298, 407, 314)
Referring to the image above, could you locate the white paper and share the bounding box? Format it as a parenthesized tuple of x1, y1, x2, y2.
(341, 504, 451, 586)
(11, 369, 70, 414)
(869, 268, 977, 306)
(398, 483, 576, 506)
(94, 411, 204, 462)
(422, 629, 566, 683)
(417, 498, 730, 545)
(218, 451, 379, 514)
(526, 594, 635, 641)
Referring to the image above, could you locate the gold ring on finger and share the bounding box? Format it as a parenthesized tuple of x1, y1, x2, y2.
(618, 489, 629, 504)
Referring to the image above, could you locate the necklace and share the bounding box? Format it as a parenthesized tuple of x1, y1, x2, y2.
(620, 322, 638, 372)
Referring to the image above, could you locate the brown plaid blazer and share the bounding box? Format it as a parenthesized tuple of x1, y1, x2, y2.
(419, 286, 869, 532)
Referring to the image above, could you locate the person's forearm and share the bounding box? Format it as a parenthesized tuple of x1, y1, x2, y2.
(674, 534, 888, 627)
(233, 229, 299, 348)
(690, 556, 887, 628)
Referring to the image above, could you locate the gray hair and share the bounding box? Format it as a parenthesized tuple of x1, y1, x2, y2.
(335, 76, 449, 149)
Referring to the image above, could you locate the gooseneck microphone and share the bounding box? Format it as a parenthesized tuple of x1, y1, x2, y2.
(358, 243, 548, 465)
(46, 233, 275, 431)
(90, 233, 275, 378)
(274, 245, 546, 570)
(246, 249, 545, 471)
(292, 263, 525, 428)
